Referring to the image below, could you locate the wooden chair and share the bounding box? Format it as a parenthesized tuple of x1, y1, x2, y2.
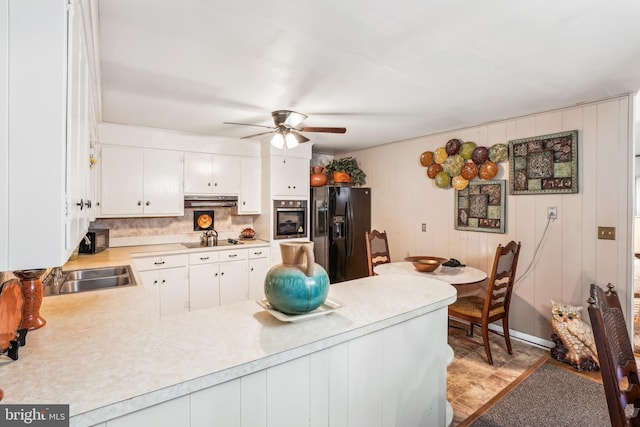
(448, 241, 521, 365)
(365, 230, 391, 276)
(588, 283, 640, 427)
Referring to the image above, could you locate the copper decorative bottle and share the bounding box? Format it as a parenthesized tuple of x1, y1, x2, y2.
(13, 269, 47, 330)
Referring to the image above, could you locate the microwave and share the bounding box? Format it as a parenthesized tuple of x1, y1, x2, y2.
(78, 229, 109, 254)
(273, 200, 308, 240)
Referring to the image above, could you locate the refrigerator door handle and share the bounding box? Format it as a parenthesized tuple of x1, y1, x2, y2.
(346, 200, 354, 256)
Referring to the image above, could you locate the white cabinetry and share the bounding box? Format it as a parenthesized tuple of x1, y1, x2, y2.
(270, 156, 309, 197)
(248, 247, 270, 300)
(188, 249, 250, 309)
(188, 251, 221, 310)
(100, 145, 184, 217)
(2, 0, 96, 270)
(218, 249, 249, 306)
(238, 157, 261, 214)
(184, 152, 241, 196)
(134, 254, 189, 316)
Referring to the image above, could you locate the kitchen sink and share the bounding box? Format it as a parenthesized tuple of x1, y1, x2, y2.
(64, 266, 130, 281)
(44, 265, 136, 296)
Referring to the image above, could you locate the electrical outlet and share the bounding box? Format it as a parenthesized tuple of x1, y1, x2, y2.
(547, 207, 557, 219)
(421, 223, 426, 232)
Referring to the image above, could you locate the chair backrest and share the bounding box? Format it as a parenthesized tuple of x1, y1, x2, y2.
(365, 229, 391, 276)
(588, 283, 640, 427)
(483, 241, 521, 319)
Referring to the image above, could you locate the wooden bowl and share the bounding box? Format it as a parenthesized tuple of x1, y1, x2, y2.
(404, 256, 448, 272)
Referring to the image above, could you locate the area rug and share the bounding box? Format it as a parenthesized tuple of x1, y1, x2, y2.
(463, 358, 610, 427)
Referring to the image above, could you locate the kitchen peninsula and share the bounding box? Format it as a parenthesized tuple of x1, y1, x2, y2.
(0, 246, 456, 427)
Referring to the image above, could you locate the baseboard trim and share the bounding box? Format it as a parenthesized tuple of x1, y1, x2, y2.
(487, 323, 554, 350)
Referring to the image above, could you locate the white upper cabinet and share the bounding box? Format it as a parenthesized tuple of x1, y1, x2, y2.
(184, 152, 241, 196)
(238, 157, 262, 214)
(270, 156, 309, 197)
(100, 145, 184, 217)
(2, 0, 96, 270)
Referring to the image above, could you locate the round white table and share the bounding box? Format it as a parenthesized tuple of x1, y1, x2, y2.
(373, 261, 487, 285)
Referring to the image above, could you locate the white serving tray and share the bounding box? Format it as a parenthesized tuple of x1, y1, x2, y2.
(256, 298, 342, 322)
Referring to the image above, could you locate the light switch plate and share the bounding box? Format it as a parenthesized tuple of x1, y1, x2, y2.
(597, 226, 616, 240)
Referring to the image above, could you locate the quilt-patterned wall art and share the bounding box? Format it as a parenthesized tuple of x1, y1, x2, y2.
(508, 130, 578, 195)
(455, 180, 506, 233)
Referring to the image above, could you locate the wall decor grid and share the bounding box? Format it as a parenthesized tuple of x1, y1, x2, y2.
(508, 130, 578, 195)
(455, 180, 506, 233)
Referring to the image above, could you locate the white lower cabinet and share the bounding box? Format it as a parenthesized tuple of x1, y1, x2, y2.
(134, 254, 189, 316)
(136, 246, 269, 315)
(248, 247, 270, 300)
(188, 251, 221, 310)
(218, 249, 249, 305)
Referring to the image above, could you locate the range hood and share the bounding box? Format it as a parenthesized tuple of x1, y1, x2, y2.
(184, 195, 238, 208)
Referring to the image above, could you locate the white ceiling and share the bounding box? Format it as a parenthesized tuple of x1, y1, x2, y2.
(97, 0, 640, 154)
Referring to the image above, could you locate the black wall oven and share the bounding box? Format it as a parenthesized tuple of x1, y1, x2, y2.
(273, 199, 307, 240)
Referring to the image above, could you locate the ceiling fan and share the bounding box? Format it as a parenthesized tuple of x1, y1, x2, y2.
(224, 110, 346, 148)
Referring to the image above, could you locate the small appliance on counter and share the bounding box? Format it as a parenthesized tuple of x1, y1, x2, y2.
(78, 229, 109, 254)
(201, 229, 218, 246)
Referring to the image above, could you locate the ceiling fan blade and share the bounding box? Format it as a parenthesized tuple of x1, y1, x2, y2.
(290, 130, 310, 143)
(272, 110, 307, 127)
(224, 121, 275, 130)
(300, 127, 347, 134)
(240, 130, 276, 139)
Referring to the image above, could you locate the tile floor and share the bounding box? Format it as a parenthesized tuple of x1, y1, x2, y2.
(447, 324, 548, 426)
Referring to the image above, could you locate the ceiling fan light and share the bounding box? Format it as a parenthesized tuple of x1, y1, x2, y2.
(271, 132, 285, 149)
(285, 132, 299, 148)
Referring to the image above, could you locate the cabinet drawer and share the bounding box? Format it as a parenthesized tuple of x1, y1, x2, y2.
(134, 254, 188, 271)
(219, 249, 248, 262)
(248, 247, 270, 259)
(188, 251, 220, 265)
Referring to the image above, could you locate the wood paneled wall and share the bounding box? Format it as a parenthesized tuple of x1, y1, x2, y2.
(343, 95, 633, 342)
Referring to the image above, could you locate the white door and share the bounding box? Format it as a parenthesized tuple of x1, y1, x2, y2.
(143, 149, 184, 216)
(184, 152, 214, 195)
(248, 257, 269, 300)
(212, 154, 241, 195)
(219, 260, 249, 305)
(189, 263, 221, 310)
(158, 267, 189, 316)
(100, 145, 144, 215)
(238, 157, 261, 214)
(271, 156, 309, 196)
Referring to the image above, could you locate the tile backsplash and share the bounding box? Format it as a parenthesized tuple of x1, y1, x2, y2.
(91, 207, 255, 246)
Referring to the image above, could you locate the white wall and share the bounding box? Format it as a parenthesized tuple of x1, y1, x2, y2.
(343, 95, 633, 342)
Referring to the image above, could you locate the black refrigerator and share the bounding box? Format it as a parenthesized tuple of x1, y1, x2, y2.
(310, 186, 371, 283)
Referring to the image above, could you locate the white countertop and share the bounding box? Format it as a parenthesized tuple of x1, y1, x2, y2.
(0, 246, 456, 426)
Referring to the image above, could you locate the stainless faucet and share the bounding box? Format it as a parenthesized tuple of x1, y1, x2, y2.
(44, 267, 64, 295)
(83, 235, 91, 245)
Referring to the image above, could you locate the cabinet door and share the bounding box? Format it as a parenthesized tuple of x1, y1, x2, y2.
(143, 149, 184, 215)
(100, 145, 144, 216)
(189, 263, 220, 310)
(159, 267, 189, 316)
(238, 157, 261, 214)
(184, 152, 213, 195)
(219, 260, 249, 305)
(139, 267, 189, 317)
(271, 156, 309, 196)
(212, 154, 241, 195)
(248, 257, 270, 300)
(66, 1, 91, 248)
